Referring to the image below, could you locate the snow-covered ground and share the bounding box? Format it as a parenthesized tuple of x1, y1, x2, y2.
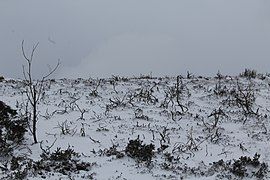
(1, 74, 270, 179)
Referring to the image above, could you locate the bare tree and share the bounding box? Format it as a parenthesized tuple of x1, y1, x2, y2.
(21, 40, 60, 143)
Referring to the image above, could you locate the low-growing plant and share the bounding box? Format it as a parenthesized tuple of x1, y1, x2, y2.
(213, 73, 228, 97)
(0, 101, 27, 156)
(160, 76, 189, 114)
(55, 120, 77, 136)
(222, 80, 259, 121)
(233, 81, 259, 119)
(132, 84, 159, 105)
(1, 146, 96, 179)
(125, 138, 155, 165)
(134, 108, 149, 120)
(99, 145, 125, 159)
(231, 153, 268, 178)
(0, 76, 4, 82)
(240, 69, 257, 79)
(172, 127, 199, 156)
(209, 153, 268, 178)
(202, 108, 227, 133)
(35, 146, 95, 176)
(88, 79, 101, 97)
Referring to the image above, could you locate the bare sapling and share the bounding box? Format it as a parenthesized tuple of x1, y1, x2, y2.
(21, 40, 60, 143)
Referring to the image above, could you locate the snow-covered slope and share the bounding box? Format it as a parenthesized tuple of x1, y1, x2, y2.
(1, 74, 270, 179)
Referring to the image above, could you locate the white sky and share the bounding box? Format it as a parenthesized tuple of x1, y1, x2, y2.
(1, 0, 270, 78)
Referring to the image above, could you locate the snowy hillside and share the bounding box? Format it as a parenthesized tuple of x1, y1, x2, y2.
(0, 72, 270, 179)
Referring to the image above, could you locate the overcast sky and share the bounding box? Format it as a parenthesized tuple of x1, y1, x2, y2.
(1, 0, 270, 79)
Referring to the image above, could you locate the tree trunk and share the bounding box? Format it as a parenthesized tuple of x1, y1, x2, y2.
(32, 91, 38, 144)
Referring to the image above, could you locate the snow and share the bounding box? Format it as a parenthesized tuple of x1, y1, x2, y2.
(0, 75, 270, 179)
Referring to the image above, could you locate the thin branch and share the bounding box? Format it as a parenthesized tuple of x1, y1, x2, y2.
(42, 59, 60, 80)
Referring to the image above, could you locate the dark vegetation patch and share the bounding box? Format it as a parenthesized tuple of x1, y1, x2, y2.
(125, 138, 155, 165)
(208, 154, 268, 179)
(98, 144, 125, 159)
(1, 146, 96, 179)
(33, 146, 95, 177)
(240, 69, 257, 79)
(0, 101, 27, 156)
(0, 76, 4, 82)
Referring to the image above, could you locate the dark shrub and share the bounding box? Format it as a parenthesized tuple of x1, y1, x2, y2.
(239, 69, 257, 79)
(35, 146, 94, 176)
(125, 138, 155, 164)
(231, 153, 268, 178)
(0, 76, 4, 82)
(0, 101, 27, 155)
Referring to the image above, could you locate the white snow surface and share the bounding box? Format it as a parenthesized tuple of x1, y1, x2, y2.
(0, 75, 270, 179)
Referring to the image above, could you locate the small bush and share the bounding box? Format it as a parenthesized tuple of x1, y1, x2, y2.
(210, 153, 268, 178)
(240, 69, 257, 79)
(0, 101, 27, 156)
(125, 138, 155, 164)
(100, 145, 125, 159)
(0, 76, 4, 82)
(35, 146, 94, 175)
(231, 153, 268, 178)
(1, 147, 96, 179)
